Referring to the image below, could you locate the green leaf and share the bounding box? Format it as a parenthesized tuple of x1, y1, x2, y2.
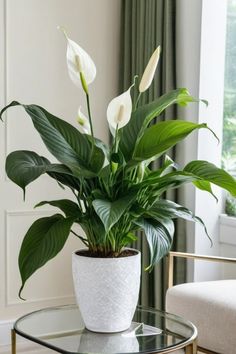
(134, 218, 174, 270)
(120, 232, 137, 247)
(1, 102, 104, 177)
(160, 155, 179, 174)
(120, 88, 204, 160)
(5, 150, 74, 197)
(146, 155, 178, 178)
(147, 199, 212, 245)
(133, 121, 213, 161)
(6, 150, 49, 193)
(193, 180, 218, 202)
(184, 160, 236, 197)
(141, 171, 200, 191)
(87, 135, 110, 161)
(92, 194, 136, 232)
(47, 171, 81, 190)
(35, 199, 82, 219)
(0, 100, 19, 118)
(18, 214, 74, 299)
(147, 199, 196, 220)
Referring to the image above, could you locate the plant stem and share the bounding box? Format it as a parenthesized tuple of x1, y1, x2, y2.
(71, 229, 89, 246)
(77, 196, 83, 211)
(86, 93, 95, 157)
(134, 92, 141, 110)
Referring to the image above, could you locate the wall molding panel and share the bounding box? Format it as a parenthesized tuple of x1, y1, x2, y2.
(0, 0, 121, 335)
(0, 319, 15, 346)
(5, 210, 76, 307)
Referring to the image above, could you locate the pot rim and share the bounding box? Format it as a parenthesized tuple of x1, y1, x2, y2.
(72, 247, 140, 259)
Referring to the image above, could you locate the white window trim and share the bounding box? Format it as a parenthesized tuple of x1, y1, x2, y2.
(219, 214, 236, 246)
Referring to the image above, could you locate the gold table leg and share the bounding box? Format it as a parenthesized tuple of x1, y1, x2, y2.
(185, 339, 197, 354)
(11, 329, 16, 354)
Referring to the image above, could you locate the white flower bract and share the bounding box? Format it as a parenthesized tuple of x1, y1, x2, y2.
(77, 106, 91, 134)
(67, 38, 96, 89)
(107, 87, 133, 133)
(58, 26, 96, 89)
(139, 46, 161, 93)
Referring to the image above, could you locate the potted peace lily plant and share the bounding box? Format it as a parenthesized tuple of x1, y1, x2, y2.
(1, 28, 236, 333)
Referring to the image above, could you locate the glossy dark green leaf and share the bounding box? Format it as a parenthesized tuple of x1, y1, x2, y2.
(47, 171, 81, 190)
(111, 152, 123, 164)
(86, 135, 110, 161)
(18, 214, 74, 299)
(148, 199, 197, 220)
(80, 212, 106, 245)
(147, 199, 212, 245)
(141, 171, 199, 191)
(142, 155, 178, 179)
(134, 218, 174, 270)
(184, 160, 236, 197)
(92, 194, 136, 232)
(120, 89, 204, 160)
(133, 121, 213, 161)
(35, 199, 82, 219)
(5, 150, 74, 196)
(1, 101, 104, 177)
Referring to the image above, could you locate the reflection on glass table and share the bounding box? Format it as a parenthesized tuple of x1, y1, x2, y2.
(12, 305, 197, 354)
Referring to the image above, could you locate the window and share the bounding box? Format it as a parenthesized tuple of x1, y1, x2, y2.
(223, 0, 236, 175)
(222, 0, 236, 216)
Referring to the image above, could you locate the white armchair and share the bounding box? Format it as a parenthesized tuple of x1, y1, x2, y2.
(166, 252, 236, 354)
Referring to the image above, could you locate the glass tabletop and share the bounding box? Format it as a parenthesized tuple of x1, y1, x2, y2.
(14, 305, 197, 354)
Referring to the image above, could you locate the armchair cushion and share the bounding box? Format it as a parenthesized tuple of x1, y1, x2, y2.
(166, 279, 236, 354)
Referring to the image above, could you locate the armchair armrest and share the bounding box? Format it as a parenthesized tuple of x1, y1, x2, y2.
(166, 251, 236, 289)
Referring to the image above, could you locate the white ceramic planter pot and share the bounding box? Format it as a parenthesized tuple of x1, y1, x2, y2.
(72, 249, 141, 333)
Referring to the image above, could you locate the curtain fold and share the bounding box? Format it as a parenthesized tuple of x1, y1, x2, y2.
(120, 0, 186, 310)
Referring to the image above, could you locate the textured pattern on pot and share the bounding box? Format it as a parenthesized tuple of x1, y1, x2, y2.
(72, 249, 141, 333)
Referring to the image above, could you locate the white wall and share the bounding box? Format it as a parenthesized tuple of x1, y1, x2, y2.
(176, 0, 227, 281)
(0, 0, 121, 345)
(176, 0, 203, 282)
(194, 0, 227, 281)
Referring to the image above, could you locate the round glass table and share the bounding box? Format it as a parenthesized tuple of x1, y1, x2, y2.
(11, 305, 197, 354)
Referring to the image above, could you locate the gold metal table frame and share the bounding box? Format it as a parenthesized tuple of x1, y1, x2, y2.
(11, 304, 198, 354)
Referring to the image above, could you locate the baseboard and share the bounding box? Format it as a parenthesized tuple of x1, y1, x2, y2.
(0, 320, 13, 346)
(0, 320, 25, 346)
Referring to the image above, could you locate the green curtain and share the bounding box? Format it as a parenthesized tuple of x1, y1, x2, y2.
(120, 0, 186, 310)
